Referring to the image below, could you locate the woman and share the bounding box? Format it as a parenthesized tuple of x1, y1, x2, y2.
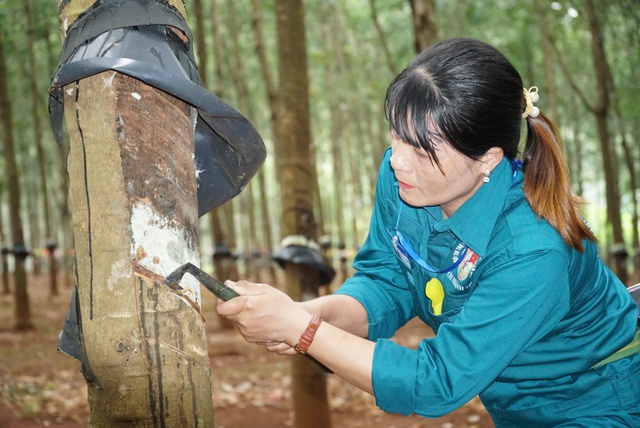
(217, 38, 640, 426)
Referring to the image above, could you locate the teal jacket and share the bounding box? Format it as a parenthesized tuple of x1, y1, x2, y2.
(335, 149, 639, 425)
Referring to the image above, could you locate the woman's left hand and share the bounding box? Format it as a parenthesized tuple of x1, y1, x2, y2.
(215, 280, 311, 350)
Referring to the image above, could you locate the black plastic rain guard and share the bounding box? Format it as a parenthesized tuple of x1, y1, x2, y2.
(273, 245, 336, 286)
(49, 0, 266, 216)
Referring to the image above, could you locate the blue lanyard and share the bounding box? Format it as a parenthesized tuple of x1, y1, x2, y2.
(391, 203, 468, 273)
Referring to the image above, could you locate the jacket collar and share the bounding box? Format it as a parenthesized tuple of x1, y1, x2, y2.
(424, 157, 520, 257)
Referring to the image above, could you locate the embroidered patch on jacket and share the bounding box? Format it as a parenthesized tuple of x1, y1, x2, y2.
(457, 248, 480, 281)
(444, 246, 481, 291)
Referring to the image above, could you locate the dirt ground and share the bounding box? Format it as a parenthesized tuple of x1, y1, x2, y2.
(0, 272, 494, 427)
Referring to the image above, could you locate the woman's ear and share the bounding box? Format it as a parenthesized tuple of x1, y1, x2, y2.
(483, 147, 504, 171)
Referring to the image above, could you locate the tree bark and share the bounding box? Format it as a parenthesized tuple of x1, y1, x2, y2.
(409, 0, 438, 53)
(64, 71, 214, 427)
(57, 1, 214, 425)
(0, 24, 33, 330)
(275, 0, 331, 426)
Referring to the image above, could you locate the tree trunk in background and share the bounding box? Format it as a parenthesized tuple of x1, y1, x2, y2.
(25, 0, 58, 295)
(567, 90, 585, 197)
(240, 185, 259, 280)
(27, 176, 43, 276)
(410, 0, 438, 53)
(194, 2, 248, 287)
(227, 0, 261, 281)
(251, 0, 277, 124)
(26, 183, 42, 276)
(250, 0, 278, 285)
(608, 66, 639, 252)
(209, 0, 241, 293)
(193, 0, 207, 80)
(583, 0, 625, 281)
(335, 0, 388, 193)
(319, 2, 366, 278)
(325, 33, 346, 277)
(0, 184, 11, 295)
(275, 0, 331, 426)
(584, 0, 623, 245)
(194, 0, 232, 287)
(256, 169, 277, 283)
(0, 28, 33, 331)
(618, 131, 639, 252)
(345, 131, 362, 252)
(50, 5, 74, 288)
(630, 71, 640, 254)
(368, 0, 398, 77)
(209, 1, 240, 279)
(193, 0, 233, 332)
(42, 6, 73, 290)
(320, 11, 347, 280)
(57, 1, 213, 425)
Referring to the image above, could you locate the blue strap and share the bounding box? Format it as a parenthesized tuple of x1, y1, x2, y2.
(396, 231, 468, 274)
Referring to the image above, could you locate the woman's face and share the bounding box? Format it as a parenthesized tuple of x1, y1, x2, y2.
(389, 132, 490, 218)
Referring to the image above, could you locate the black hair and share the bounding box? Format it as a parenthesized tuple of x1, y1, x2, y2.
(384, 37, 596, 251)
(385, 38, 522, 164)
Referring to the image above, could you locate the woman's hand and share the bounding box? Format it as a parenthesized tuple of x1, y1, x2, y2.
(217, 280, 375, 393)
(215, 280, 311, 353)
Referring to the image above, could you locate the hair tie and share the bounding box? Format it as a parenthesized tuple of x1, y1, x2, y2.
(522, 86, 540, 119)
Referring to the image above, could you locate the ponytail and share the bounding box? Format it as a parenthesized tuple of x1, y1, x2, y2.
(522, 113, 596, 252)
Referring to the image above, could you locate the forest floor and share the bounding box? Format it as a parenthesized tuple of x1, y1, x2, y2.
(0, 272, 494, 428)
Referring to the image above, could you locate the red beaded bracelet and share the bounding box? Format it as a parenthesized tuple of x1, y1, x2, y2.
(294, 314, 323, 354)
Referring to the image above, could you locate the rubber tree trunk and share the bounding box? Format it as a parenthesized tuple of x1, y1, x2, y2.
(410, 0, 438, 53)
(275, 1, 331, 426)
(63, 70, 214, 427)
(288, 265, 331, 427)
(0, 27, 33, 330)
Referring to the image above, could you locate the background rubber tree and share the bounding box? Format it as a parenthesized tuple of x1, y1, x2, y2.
(274, 0, 331, 426)
(410, 0, 438, 52)
(0, 25, 34, 331)
(25, 0, 58, 297)
(54, 0, 213, 425)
